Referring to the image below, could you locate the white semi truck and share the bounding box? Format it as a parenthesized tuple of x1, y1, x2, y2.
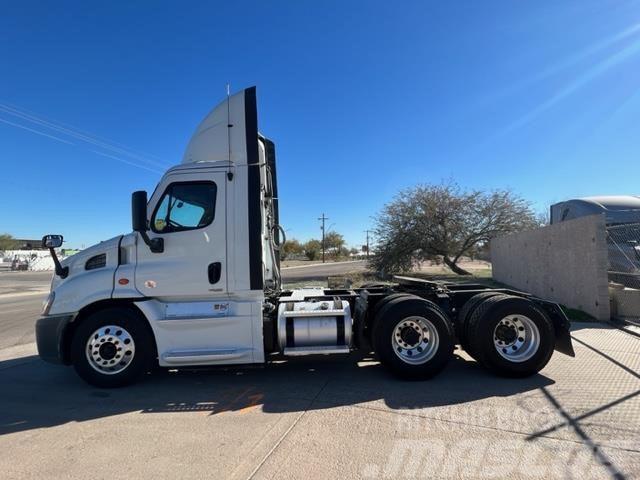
(36, 87, 574, 387)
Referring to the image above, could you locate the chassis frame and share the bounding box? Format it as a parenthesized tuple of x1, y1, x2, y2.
(271, 276, 575, 358)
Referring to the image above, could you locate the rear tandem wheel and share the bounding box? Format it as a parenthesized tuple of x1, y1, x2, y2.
(466, 295, 555, 377)
(372, 296, 455, 380)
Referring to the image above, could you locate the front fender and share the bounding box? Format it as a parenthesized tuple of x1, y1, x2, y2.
(48, 267, 116, 315)
(48, 236, 122, 315)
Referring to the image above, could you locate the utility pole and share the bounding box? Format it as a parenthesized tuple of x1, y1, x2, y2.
(364, 230, 371, 259)
(318, 213, 328, 263)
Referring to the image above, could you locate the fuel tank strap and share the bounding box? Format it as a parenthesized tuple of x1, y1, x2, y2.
(285, 317, 295, 348)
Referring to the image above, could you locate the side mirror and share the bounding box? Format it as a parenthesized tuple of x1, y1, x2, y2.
(41, 235, 68, 278)
(131, 190, 148, 232)
(42, 234, 63, 249)
(131, 190, 164, 253)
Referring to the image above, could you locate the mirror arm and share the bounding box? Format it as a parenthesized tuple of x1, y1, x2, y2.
(138, 231, 164, 253)
(131, 190, 163, 253)
(49, 248, 69, 278)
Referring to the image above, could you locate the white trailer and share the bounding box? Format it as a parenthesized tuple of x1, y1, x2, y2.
(36, 88, 574, 387)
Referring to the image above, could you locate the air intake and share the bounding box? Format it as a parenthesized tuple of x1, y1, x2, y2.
(85, 254, 106, 270)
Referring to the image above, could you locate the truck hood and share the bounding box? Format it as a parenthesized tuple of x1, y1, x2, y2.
(52, 235, 123, 290)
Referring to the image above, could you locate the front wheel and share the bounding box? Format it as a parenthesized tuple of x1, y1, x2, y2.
(373, 297, 454, 380)
(71, 307, 156, 388)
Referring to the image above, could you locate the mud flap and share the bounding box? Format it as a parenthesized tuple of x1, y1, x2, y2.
(534, 300, 575, 357)
(554, 322, 575, 356)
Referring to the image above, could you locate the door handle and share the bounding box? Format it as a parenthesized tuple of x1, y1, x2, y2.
(208, 262, 222, 284)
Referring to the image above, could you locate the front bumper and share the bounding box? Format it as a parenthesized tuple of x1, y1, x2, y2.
(35, 314, 75, 364)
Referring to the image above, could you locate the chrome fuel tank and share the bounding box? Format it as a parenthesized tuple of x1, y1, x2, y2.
(276, 298, 352, 354)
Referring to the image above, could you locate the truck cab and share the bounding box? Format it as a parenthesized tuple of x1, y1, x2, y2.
(37, 87, 283, 384)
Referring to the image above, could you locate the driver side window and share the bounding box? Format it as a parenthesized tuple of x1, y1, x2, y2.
(151, 181, 217, 233)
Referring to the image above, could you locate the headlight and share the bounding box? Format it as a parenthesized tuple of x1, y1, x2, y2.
(42, 292, 55, 316)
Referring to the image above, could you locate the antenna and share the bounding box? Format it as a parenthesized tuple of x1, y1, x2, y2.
(226, 82, 232, 168)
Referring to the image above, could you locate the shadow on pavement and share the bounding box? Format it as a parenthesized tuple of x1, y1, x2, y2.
(0, 352, 554, 436)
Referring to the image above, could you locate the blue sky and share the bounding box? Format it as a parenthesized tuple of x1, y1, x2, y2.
(1, 1, 639, 249)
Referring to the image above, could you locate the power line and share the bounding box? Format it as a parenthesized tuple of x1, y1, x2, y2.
(0, 102, 169, 166)
(89, 150, 164, 174)
(0, 102, 170, 172)
(0, 113, 163, 174)
(0, 117, 74, 145)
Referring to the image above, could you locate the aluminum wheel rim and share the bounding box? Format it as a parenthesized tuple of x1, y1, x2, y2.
(391, 316, 439, 365)
(85, 325, 135, 375)
(493, 315, 539, 363)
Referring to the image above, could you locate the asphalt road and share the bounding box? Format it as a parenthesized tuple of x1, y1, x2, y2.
(0, 271, 52, 296)
(281, 260, 369, 282)
(0, 272, 50, 350)
(0, 262, 368, 351)
(1, 269, 639, 478)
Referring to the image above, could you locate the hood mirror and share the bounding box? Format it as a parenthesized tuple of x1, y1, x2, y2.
(41, 234, 68, 278)
(42, 234, 63, 249)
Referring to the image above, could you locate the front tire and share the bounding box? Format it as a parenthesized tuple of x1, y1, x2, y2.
(373, 297, 454, 380)
(71, 307, 156, 388)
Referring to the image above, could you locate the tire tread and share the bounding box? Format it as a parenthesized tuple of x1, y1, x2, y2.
(373, 296, 454, 380)
(467, 296, 555, 376)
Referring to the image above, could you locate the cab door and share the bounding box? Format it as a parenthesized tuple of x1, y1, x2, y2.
(135, 170, 227, 299)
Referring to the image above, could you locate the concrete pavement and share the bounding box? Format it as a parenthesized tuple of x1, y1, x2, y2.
(0, 324, 638, 479)
(1, 270, 639, 478)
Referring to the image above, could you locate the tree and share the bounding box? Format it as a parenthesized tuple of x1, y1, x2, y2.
(281, 238, 304, 260)
(371, 182, 539, 275)
(537, 210, 550, 226)
(0, 234, 18, 251)
(323, 231, 346, 259)
(303, 239, 322, 261)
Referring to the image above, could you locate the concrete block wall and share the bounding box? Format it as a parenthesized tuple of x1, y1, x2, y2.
(491, 214, 610, 321)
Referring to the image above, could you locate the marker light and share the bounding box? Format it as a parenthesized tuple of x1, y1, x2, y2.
(42, 291, 55, 316)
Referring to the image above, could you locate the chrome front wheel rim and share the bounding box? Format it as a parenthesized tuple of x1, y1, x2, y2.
(493, 315, 540, 363)
(85, 325, 135, 375)
(391, 316, 439, 365)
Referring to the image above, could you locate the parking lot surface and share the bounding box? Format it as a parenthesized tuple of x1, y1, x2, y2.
(1, 272, 639, 478)
(0, 309, 638, 479)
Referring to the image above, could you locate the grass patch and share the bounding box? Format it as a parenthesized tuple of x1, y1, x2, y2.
(282, 269, 497, 289)
(283, 270, 389, 290)
(560, 306, 597, 322)
(396, 269, 499, 287)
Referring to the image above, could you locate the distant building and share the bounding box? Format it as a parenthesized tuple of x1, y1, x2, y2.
(13, 239, 47, 250)
(550, 196, 640, 226)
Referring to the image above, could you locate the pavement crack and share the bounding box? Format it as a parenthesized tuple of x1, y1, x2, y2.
(244, 379, 330, 480)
